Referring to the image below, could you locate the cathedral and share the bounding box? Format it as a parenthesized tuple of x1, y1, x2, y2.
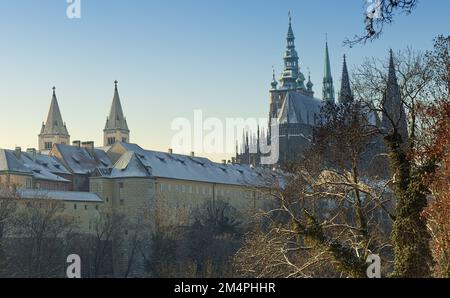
(236, 14, 407, 167)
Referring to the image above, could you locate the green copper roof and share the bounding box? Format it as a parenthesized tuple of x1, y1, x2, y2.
(324, 42, 332, 80)
(322, 40, 335, 102)
(338, 54, 353, 103)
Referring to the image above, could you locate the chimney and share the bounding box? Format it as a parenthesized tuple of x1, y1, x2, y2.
(14, 147, 21, 159)
(72, 140, 81, 148)
(82, 141, 94, 149)
(26, 148, 37, 161)
(190, 152, 195, 157)
(221, 159, 227, 165)
(168, 148, 173, 154)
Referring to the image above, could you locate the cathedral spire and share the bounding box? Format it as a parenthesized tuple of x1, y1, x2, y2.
(280, 11, 300, 90)
(382, 50, 408, 142)
(38, 86, 70, 150)
(322, 37, 335, 103)
(104, 80, 130, 146)
(338, 55, 353, 103)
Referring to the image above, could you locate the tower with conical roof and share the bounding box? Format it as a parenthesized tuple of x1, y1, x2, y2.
(103, 80, 130, 146)
(382, 50, 408, 142)
(338, 55, 353, 103)
(322, 38, 335, 103)
(38, 87, 70, 151)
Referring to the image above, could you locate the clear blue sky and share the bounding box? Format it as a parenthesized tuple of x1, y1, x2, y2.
(0, 0, 448, 161)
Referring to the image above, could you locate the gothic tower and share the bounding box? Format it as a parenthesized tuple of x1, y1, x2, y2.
(103, 80, 130, 146)
(381, 50, 408, 142)
(322, 39, 335, 103)
(338, 55, 354, 103)
(38, 87, 70, 151)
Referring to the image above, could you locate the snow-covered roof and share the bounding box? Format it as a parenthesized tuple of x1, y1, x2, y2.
(0, 149, 70, 182)
(106, 143, 280, 187)
(0, 149, 31, 174)
(18, 189, 102, 202)
(53, 144, 113, 175)
(278, 91, 323, 125)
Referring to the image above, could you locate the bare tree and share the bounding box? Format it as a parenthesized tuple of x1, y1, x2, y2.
(4, 198, 77, 278)
(352, 44, 448, 277)
(0, 184, 19, 275)
(235, 102, 393, 278)
(345, 0, 418, 46)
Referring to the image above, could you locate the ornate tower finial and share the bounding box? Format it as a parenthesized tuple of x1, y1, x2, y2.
(114, 80, 118, 90)
(52, 86, 56, 95)
(288, 10, 292, 23)
(306, 67, 314, 94)
(271, 65, 278, 90)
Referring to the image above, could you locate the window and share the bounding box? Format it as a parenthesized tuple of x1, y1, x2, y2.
(107, 137, 116, 145)
(74, 204, 77, 210)
(120, 199, 124, 206)
(84, 205, 88, 210)
(26, 178, 32, 189)
(95, 205, 99, 210)
(45, 142, 53, 149)
(119, 182, 124, 189)
(122, 137, 127, 143)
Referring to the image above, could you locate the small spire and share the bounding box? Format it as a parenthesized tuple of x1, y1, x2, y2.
(286, 11, 295, 39)
(114, 80, 118, 90)
(388, 49, 397, 81)
(52, 86, 56, 96)
(271, 66, 278, 89)
(307, 68, 314, 92)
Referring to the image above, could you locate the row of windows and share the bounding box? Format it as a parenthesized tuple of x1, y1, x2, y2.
(107, 137, 128, 145)
(69, 203, 99, 211)
(158, 183, 246, 198)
